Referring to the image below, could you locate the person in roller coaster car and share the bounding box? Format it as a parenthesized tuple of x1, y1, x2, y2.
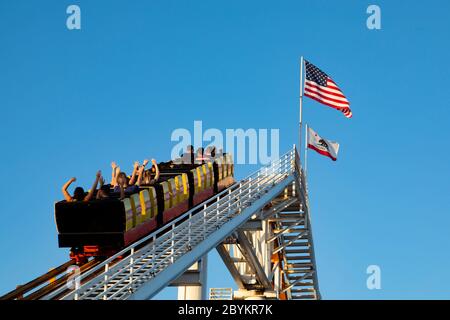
(114, 172, 140, 199)
(128, 160, 145, 186)
(111, 159, 147, 187)
(61, 170, 102, 202)
(178, 145, 194, 165)
(195, 147, 206, 164)
(96, 176, 111, 200)
(204, 146, 216, 162)
(110, 161, 121, 187)
(138, 159, 160, 186)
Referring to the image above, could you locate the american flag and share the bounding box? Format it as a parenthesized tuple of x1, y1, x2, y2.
(304, 60, 352, 118)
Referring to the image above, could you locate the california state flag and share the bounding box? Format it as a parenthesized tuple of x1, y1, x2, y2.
(307, 126, 340, 161)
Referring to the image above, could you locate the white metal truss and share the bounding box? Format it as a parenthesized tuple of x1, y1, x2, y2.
(215, 195, 299, 295)
(280, 167, 321, 300)
(42, 148, 304, 300)
(215, 153, 321, 300)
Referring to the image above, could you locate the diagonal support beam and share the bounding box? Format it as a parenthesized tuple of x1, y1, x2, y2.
(273, 231, 309, 254)
(281, 271, 314, 293)
(259, 197, 298, 221)
(216, 244, 246, 289)
(267, 219, 305, 243)
(235, 231, 272, 290)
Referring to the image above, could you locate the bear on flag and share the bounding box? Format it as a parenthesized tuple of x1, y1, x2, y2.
(307, 126, 340, 161)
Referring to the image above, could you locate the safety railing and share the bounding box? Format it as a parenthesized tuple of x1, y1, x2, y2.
(43, 148, 298, 300)
(209, 288, 233, 300)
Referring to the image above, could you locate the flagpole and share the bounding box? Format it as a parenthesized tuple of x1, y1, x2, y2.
(304, 123, 308, 175)
(299, 56, 304, 165)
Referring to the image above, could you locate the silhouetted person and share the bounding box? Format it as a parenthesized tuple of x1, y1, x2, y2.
(62, 171, 101, 202)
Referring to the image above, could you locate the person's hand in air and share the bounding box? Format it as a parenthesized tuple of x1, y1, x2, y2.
(99, 176, 105, 187)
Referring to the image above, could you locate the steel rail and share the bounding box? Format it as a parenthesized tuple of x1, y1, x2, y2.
(25, 258, 102, 300)
(0, 260, 75, 300)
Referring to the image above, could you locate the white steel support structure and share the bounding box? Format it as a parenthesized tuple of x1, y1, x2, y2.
(177, 257, 208, 300)
(40, 147, 320, 300)
(216, 163, 320, 300)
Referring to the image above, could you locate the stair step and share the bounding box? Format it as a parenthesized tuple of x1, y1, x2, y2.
(283, 235, 308, 241)
(292, 294, 316, 299)
(285, 249, 310, 254)
(290, 242, 310, 248)
(278, 212, 304, 217)
(269, 218, 304, 223)
(290, 288, 315, 293)
(292, 282, 314, 287)
(286, 255, 311, 261)
(276, 220, 305, 225)
(286, 267, 312, 272)
(287, 263, 313, 268)
(274, 229, 306, 234)
(288, 275, 313, 281)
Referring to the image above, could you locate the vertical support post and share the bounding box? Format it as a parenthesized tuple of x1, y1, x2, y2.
(264, 220, 271, 277)
(200, 255, 208, 299)
(177, 256, 208, 300)
(103, 263, 109, 300)
(228, 188, 232, 215)
(188, 213, 192, 249)
(304, 123, 309, 175)
(130, 247, 134, 286)
(203, 203, 207, 238)
(216, 196, 220, 225)
(171, 224, 175, 263)
(298, 56, 304, 166)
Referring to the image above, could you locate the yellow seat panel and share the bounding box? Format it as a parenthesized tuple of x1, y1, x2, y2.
(139, 190, 152, 222)
(130, 194, 142, 226)
(123, 198, 135, 231)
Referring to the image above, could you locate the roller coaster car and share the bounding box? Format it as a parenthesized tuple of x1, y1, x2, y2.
(54, 154, 234, 263)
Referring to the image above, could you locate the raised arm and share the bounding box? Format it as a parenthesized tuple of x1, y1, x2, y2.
(152, 159, 160, 182)
(62, 177, 76, 202)
(136, 160, 149, 186)
(96, 176, 106, 200)
(111, 162, 119, 187)
(136, 165, 145, 186)
(128, 161, 140, 186)
(84, 171, 102, 202)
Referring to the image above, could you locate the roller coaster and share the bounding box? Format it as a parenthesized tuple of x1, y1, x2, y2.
(1, 147, 320, 300)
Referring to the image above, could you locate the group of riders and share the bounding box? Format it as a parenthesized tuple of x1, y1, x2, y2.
(62, 145, 220, 202)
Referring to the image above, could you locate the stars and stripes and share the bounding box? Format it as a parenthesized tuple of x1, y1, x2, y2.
(304, 60, 352, 119)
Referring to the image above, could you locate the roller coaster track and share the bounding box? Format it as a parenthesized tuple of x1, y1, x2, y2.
(0, 258, 102, 300)
(1, 147, 320, 300)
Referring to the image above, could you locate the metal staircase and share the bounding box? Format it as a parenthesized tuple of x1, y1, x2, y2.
(214, 157, 320, 300)
(41, 147, 320, 300)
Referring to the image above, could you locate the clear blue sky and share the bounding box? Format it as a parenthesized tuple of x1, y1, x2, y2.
(1, 0, 449, 299)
